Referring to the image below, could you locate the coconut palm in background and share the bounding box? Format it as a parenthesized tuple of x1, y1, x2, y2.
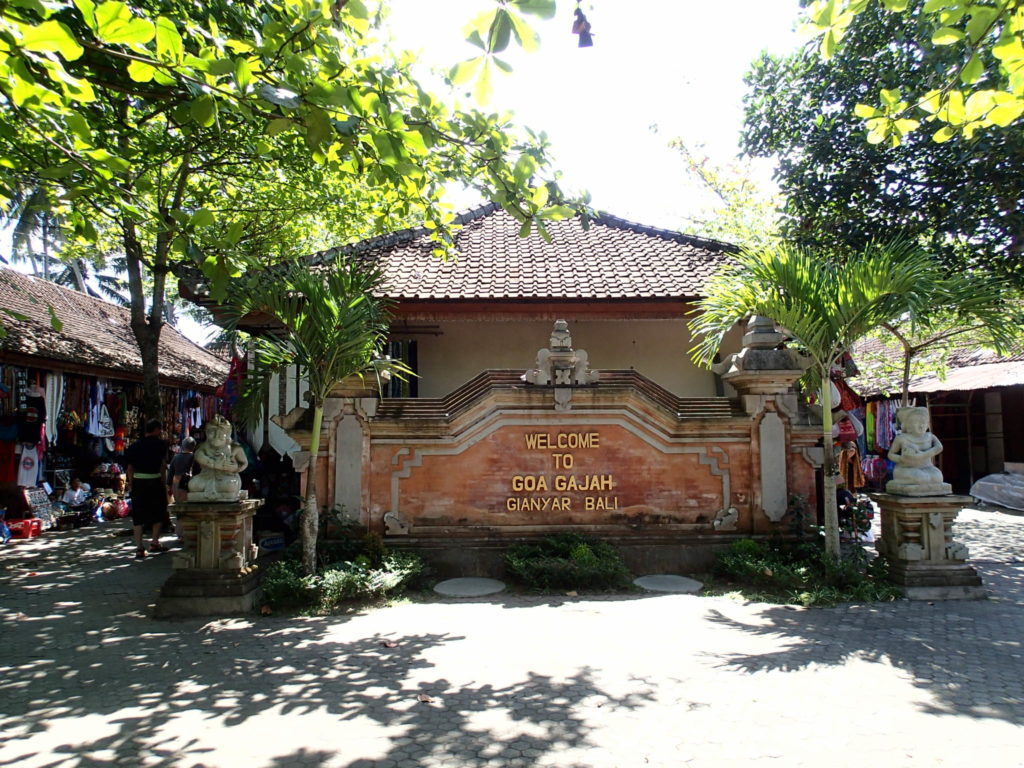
(689, 241, 943, 557)
(230, 255, 408, 575)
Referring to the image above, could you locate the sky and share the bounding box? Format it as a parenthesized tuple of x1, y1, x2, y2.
(4, 0, 807, 345)
(384, 0, 805, 229)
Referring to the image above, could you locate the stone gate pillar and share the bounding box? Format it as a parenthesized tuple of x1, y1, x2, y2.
(714, 317, 812, 524)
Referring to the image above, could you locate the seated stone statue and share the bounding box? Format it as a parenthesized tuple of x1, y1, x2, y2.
(186, 415, 248, 502)
(885, 406, 952, 496)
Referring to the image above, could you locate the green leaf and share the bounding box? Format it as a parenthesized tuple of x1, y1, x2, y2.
(19, 20, 84, 61)
(893, 118, 920, 134)
(879, 88, 901, 107)
(511, 0, 557, 20)
(155, 16, 183, 62)
(988, 97, 1024, 127)
(85, 147, 130, 172)
(47, 304, 63, 332)
(65, 112, 92, 142)
(518, 219, 531, 238)
(473, 58, 493, 104)
(190, 95, 216, 127)
(266, 117, 292, 136)
(530, 183, 549, 208)
(537, 205, 577, 220)
(507, 10, 540, 52)
(853, 103, 882, 118)
(933, 125, 957, 142)
(449, 56, 483, 86)
(234, 57, 252, 91)
(487, 9, 513, 53)
(39, 163, 77, 178)
(127, 59, 156, 82)
(226, 220, 245, 244)
(95, 1, 156, 46)
(931, 27, 965, 45)
(190, 208, 215, 227)
(73, 0, 98, 32)
(513, 154, 537, 185)
(207, 58, 235, 76)
(880, 0, 909, 10)
(822, 28, 837, 59)
(960, 54, 983, 85)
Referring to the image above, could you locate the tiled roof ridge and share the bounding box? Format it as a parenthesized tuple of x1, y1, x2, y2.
(314, 202, 738, 262)
(591, 212, 740, 253)
(315, 202, 502, 263)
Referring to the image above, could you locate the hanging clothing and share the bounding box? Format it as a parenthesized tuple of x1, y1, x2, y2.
(839, 445, 866, 490)
(18, 394, 46, 446)
(16, 443, 40, 486)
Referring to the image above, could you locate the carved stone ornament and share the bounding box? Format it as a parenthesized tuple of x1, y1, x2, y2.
(523, 320, 599, 410)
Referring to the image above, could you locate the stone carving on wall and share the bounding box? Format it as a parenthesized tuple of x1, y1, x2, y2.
(187, 414, 248, 502)
(886, 406, 952, 496)
(524, 320, 599, 410)
(713, 506, 739, 531)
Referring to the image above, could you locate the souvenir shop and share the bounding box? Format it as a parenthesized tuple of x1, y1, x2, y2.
(0, 364, 220, 538)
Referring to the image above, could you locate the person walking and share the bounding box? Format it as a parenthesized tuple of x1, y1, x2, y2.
(125, 418, 169, 560)
(168, 436, 196, 504)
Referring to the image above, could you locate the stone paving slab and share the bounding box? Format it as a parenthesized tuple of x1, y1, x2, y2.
(434, 577, 506, 597)
(0, 511, 1022, 767)
(633, 574, 703, 593)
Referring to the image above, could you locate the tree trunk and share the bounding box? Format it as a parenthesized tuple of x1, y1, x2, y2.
(900, 344, 913, 408)
(301, 403, 325, 575)
(820, 379, 841, 558)
(123, 218, 166, 424)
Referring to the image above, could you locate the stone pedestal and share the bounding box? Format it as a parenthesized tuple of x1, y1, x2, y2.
(872, 493, 984, 600)
(154, 499, 262, 618)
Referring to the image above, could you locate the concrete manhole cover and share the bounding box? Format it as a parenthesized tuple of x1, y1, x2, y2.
(633, 575, 703, 594)
(433, 577, 506, 597)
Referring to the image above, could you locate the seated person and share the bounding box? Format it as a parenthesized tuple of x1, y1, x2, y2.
(61, 478, 89, 510)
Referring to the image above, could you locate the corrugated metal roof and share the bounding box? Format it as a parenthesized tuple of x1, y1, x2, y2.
(903, 361, 1024, 393)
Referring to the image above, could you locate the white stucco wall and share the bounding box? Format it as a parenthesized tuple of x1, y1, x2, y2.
(408, 318, 735, 398)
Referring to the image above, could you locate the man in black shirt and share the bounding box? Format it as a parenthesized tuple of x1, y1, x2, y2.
(125, 419, 169, 560)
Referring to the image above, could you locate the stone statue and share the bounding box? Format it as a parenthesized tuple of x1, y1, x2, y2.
(186, 414, 248, 502)
(524, 320, 599, 387)
(885, 406, 952, 496)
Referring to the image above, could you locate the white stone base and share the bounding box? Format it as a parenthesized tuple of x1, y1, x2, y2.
(885, 481, 953, 497)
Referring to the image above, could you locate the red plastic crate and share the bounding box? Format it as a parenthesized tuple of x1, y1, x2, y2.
(7, 518, 42, 539)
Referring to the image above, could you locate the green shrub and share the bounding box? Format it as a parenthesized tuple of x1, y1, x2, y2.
(261, 560, 320, 609)
(263, 538, 424, 612)
(712, 538, 900, 607)
(505, 533, 632, 590)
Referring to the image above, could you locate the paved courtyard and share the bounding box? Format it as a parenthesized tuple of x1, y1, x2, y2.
(1, 508, 1022, 768)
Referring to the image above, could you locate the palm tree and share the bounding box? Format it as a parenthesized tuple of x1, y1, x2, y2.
(689, 240, 939, 557)
(229, 255, 408, 575)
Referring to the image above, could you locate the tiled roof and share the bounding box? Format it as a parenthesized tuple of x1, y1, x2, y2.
(0, 267, 228, 389)
(313, 203, 737, 300)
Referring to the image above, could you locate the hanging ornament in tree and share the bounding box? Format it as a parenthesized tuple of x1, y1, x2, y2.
(572, 4, 594, 47)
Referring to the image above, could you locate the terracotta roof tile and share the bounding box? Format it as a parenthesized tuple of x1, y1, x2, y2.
(314, 203, 736, 300)
(0, 268, 227, 388)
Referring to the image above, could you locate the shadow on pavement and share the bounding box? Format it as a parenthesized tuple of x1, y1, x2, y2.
(0, 527, 656, 767)
(703, 598, 1024, 725)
